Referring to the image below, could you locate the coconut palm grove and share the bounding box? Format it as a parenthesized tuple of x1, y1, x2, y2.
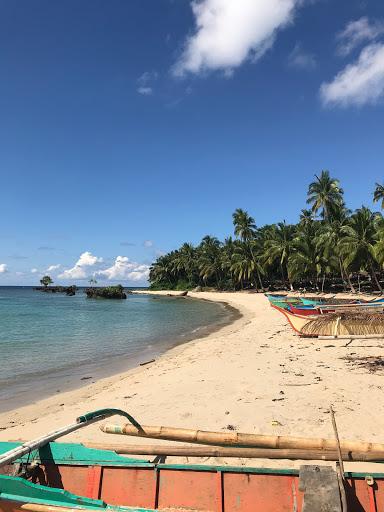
(149, 172, 384, 293)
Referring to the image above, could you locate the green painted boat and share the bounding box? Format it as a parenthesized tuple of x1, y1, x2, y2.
(2, 409, 384, 511)
(300, 297, 324, 306)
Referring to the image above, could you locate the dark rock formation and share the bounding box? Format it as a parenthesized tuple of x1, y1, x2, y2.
(34, 286, 77, 295)
(85, 284, 127, 299)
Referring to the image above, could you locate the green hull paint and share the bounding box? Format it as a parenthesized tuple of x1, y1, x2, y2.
(0, 441, 151, 467)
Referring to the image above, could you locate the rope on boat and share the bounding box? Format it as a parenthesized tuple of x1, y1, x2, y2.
(0, 408, 139, 469)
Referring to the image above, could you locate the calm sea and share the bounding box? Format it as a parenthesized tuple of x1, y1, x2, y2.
(0, 287, 232, 412)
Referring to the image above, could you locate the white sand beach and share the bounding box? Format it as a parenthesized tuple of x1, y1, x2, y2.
(1, 291, 384, 471)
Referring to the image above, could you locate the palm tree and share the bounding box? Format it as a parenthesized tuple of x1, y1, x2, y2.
(232, 208, 256, 241)
(299, 209, 314, 227)
(40, 275, 53, 288)
(340, 207, 382, 292)
(316, 205, 356, 292)
(198, 236, 222, 288)
(149, 179, 384, 293)
(263, 222, 296, 289)
(373, 183, 384, 209)
(307, 170, 344, 221)
(174, 243, 197, 286)
(289, 222, 321, 287)
(221, 237, 239, 290)
(232, 208, 263, 289)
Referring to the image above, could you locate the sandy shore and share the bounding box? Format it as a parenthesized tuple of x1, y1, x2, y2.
(1, 291, 384, 471)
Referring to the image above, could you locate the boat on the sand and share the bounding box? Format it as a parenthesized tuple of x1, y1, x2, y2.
(274, 305, 384, 337)
(2, 408, 384, 511)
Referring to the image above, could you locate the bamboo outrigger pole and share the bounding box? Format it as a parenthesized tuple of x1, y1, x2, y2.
(0, 409, 139, 469)
(100, 423, 384, 454)
(85, 442, 384, 462)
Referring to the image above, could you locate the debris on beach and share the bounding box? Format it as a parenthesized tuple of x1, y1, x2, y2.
(342, 355, 384, 373)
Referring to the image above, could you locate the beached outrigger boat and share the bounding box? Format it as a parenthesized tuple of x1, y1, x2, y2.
(3, 409, 384, 511)
(273, 304, 384, 337)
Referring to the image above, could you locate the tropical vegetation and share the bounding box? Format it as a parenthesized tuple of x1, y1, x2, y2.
(85, 284, 127, 299)
(40, 275, 53, 287)
(149, 172, 384, 293)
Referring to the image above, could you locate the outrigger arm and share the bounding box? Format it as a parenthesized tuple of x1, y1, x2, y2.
(0, 408, 139, 468)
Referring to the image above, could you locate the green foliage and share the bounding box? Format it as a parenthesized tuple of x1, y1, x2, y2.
(85, 284, 127, 299)
(149, 174, 384, 293)
(40, 275, 53, 287)
(373, 183, 384, 209)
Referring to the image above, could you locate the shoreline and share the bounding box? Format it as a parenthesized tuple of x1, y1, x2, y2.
(2, 291, 384, 472)
(0, 294, 239, 414)
(0, 292, 248, 430)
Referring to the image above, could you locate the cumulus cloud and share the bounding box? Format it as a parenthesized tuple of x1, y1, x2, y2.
(320, 43, 384, 107)
(0, 264, 8, 273)
(143, 240, 154, 248)
(31, 268, 39, 274)
(97, 256, 150, 282)
(137, 71, 158, 95)
(58, 251, 103, 280)
(173, 0, 298, 76)
(337, 17, 384, 56)
(287, 42, 316, 70)
(46, 264, 61, 272)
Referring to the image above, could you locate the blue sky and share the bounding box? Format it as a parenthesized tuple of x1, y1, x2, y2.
(1, 0, 384, 285)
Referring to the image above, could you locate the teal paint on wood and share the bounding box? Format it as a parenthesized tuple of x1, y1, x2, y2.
(0, 475, 155, 511)
(0, 442, 152, 467)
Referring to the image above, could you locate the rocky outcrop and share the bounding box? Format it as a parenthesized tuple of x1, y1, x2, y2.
(34, 286, 77, 295)
(85, 285, 127, 299)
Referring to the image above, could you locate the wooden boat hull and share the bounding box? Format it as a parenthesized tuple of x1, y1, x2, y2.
(288, 304, 322, 316)
(274, 306, 384, 337)
(300, 298, 323, 306)
(1, 442, 384, 512)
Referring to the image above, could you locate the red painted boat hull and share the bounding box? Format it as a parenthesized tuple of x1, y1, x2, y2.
(3, 461, 384, 512)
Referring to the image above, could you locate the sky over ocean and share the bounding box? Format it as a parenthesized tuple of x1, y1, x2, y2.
(0, 0, 383, 285)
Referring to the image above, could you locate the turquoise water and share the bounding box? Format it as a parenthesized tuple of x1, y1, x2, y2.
(0, 287, 232, 411)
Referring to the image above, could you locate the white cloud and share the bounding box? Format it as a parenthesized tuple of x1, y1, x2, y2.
(0, 264, 8, 273)
(287, 42, 316, 70)
(97, 256, 150, 282)
(137, 86, 153, 95)
(143, 240, 154, 248)
(58, 251, 103, 280)
(337, 17, 384, 56)
(173, 0, 298, 76)
(46, 264, 61, 272)
(320, 43, 384, 107)
(137, 71, 158, 95)
(31, 268, 39, 274)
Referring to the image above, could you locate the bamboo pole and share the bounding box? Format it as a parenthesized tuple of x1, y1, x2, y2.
(316, 303, 384, 310)
(85, 442, 384, 462)
(318, 335, 384, 340)
(330, 406, 348, 512)
(100, 423, 384, 453)
(21, 505, 103, 512)
(21, 505, 200, 512)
